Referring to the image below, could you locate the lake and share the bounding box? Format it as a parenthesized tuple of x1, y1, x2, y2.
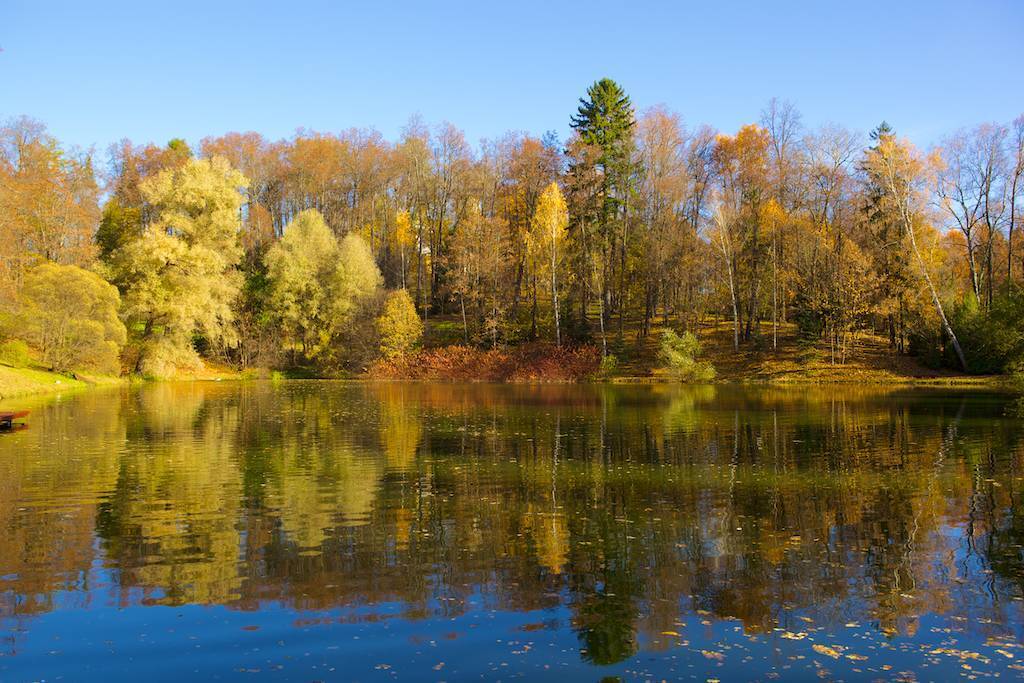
(1, 382, 1024, 680)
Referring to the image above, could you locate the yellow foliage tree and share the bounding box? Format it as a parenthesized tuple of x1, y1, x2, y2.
(392, 209, 414, 289)
(266, 212, 383, 366)
(376, 288, 423, 358)
(114, 156, 248, 377)
(0, 118, 99, 297)
(265, 209, 339, 357)
(18, 262, 127, 374)
(527, 183, 569, 346)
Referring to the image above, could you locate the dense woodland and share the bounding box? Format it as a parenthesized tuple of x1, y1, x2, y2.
(1, 79, 1023, 379)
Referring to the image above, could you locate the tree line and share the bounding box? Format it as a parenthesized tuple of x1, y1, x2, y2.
(2, 79, 1023, 377)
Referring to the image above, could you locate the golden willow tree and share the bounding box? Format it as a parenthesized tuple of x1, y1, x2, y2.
(111, 157, 248, 377)
(264, 209, 342, 359)
(18, 263, 126, 373)
(265, 209, 383, 367)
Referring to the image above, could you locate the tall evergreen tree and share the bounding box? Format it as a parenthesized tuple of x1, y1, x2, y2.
(569, 79, 637, 340)
(861, 122, 912, 351)
(571, 79, 635, 160)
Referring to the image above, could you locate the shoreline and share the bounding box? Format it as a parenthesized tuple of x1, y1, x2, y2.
(0, 365, 125, 401)
(2, 364, 1016, 404)
(606, 374, 1013, 388)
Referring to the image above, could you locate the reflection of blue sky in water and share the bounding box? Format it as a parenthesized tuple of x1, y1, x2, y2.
(1, 382, 1024, 680)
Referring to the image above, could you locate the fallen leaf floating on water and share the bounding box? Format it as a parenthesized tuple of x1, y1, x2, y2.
(929, 648, 990, 664)
(812, 644, 842, 659)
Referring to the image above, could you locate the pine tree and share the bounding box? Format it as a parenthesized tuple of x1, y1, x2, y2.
(861, 122, 912, 352)
(569, 79, 637, 341)
(571, 79, 635, 161)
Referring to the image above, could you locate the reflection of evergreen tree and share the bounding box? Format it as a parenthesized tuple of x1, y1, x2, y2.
(576, 588, 639, 665)
(989, 495, 1024, 595)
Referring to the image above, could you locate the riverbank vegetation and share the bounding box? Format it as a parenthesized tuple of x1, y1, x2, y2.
(1, 82, 1023, 383)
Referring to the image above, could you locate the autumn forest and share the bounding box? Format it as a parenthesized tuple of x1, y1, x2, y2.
(2, 78, 1024, 383)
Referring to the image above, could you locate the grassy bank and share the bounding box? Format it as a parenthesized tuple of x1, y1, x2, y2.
(662, 321, 1010, 387)
(0, 357, 266, 403)
(0, 364, 123, 400)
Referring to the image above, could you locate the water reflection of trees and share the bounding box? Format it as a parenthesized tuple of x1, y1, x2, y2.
(2, 383, 1024, 664)
(0, 391, 125, 620)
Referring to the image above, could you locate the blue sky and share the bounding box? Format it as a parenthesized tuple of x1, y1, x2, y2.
(2, 0, 1022, 153)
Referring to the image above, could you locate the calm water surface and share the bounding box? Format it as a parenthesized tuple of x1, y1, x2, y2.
(2, 382, 1024, 681)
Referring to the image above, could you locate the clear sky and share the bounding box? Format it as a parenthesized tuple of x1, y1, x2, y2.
(2, 0, 1022, 154)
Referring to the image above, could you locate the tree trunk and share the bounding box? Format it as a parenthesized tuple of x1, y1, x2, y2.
(530, 274, 538, 341)
(728, 258, 740, 352)
(551, 250, 561, 348)
(1009, 159, 1021, 283)
(772, 236, 778, 351)
(460, 294, 468, 344)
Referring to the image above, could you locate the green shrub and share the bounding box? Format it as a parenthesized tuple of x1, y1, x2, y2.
(659, 329, 715, 382)
(792, 289, 825, 341)
(796, 337, 822, 365)
(0, 339, 30, 368)
(949, 286, 1024, 374)
(596, 353, 619, 379)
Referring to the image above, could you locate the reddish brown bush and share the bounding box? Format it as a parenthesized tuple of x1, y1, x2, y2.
(368, 343, 601, 382)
